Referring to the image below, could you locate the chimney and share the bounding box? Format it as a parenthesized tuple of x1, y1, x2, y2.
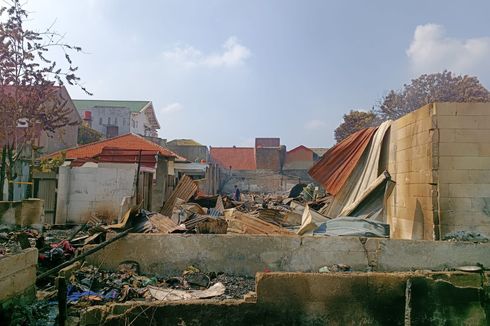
(83, 111, 92, 127)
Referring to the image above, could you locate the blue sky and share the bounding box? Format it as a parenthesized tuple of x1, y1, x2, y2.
(24, 0, 490, 148)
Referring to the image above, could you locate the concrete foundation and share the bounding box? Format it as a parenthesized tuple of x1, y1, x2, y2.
(86, 234, 490, 276)
(0, 199, 44, 228)
(0, 248, 38, 321)
(81, 271, 490, 325)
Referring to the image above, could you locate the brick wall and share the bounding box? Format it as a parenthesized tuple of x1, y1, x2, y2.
(284, 147, 314, 170)
(255, 147, 281, 171)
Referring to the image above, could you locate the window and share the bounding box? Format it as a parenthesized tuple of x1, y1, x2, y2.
(132, 120, 135, 128)
(99, 117, 103, 125)
(108, 117, 111, 125)
(123, 118, 126, 126)
(115, 117, 118, 125)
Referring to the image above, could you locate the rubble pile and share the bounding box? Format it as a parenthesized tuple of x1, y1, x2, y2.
(54, 262, 254, 308)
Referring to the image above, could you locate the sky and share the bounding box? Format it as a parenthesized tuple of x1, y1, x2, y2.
(19, 0, 490, 148)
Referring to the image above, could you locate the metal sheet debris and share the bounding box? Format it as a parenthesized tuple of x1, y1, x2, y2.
(161, 175, 198, 217)
(309, 127, 377, 196)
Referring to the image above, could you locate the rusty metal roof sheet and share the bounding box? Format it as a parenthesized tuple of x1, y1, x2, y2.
(308, 127, 377, 196)
(160, 175, 198, 217)
(98, 147, 158, 168)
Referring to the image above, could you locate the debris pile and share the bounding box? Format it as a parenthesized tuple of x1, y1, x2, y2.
(58, 262, 253, 307)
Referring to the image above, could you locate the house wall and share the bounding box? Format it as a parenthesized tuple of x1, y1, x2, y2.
(39, 123, 79, 154)
(255, 148, 281, 171)
(78, 107, 131, 138)
(435, 102, 490, 238)
(131, 111, 152, 136)
(167, 145, 208, 162)
(221, 170, 301, 194)
(39, 89, 81, 153)
(387, 104, 435, 240)
(387, 102, 490, 240)
(284, 148, 314, 170)
(255, 138, 280, 148)
(55, 163, 137, 224)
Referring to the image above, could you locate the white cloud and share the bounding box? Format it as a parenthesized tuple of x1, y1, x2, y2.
(407, 23, 490, 75)
(305, 119, 327, 130)
(160, 102, 184, 114)
(162, 36, 251, 68)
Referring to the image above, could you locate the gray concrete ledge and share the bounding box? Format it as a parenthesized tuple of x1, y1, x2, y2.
(86, 234, 490, 276)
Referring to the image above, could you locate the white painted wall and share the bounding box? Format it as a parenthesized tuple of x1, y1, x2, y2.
(131, 111, 152, 136)
(56, 163, 137, 224)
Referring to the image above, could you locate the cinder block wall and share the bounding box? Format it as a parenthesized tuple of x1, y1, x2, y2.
(435, 102, 490, 238)
(0, 248, 37, 307)
(387, 104, 436, 240)
(387, 102, 490, 240)
(56, 163, 137, 224)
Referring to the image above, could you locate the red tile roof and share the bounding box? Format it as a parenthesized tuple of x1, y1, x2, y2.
(308, 127, 377, 195)
(49, 133, 178, 159)
(210, 147, 256, 170)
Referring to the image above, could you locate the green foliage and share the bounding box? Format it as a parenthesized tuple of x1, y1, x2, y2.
(334, 110, 377, 143)
(78, 124, 104, 145)
(38, 152, 66, 172)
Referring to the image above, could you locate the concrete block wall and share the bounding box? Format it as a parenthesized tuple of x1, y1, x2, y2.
(0, 248, 37, 308)
(387, 102, 490, 240)
(435, 102, 490, 238)
(86, 234, 490, 276)
(56, 163, 137, 224)
(387, 104, 436, 240)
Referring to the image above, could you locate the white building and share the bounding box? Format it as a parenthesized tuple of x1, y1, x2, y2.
(73, 100, 160, 138)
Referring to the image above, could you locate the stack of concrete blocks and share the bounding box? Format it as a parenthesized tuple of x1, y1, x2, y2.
(387, 102, 490, 240)
(0, 249, 38, 311)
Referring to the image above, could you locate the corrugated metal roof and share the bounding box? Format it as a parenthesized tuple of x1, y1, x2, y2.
(308, 127, 377, 196)
(73, 99, 150, 113)
(160, 175, 198, 217)
(98, 147, 158, 168)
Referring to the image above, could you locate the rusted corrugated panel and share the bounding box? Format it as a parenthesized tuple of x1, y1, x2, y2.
(98, 147, 157, 168)
(308, 127, 377, 196)
(149, 214, 178, 233)
(160, 175, 198, 217)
